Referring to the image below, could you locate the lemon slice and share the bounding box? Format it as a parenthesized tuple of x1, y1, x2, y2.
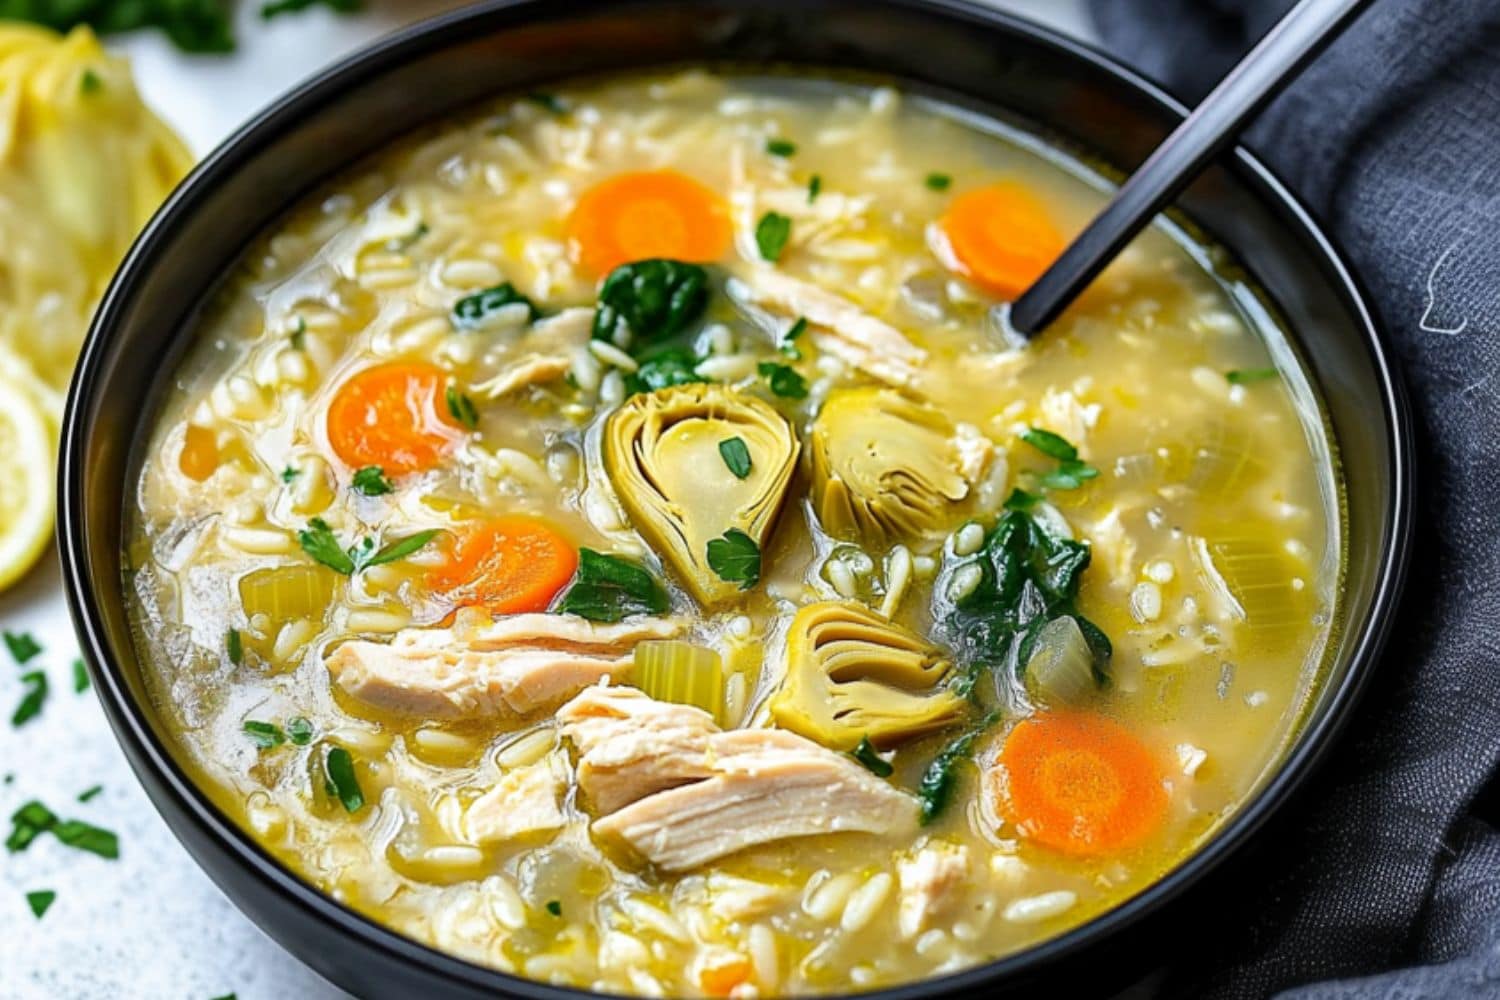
(0, 359, 55, 592)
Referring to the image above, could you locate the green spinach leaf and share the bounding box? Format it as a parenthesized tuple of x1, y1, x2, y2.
(555, 549, 668, 622)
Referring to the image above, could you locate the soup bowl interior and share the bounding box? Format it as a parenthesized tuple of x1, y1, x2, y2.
(60, 1, 1411, 997)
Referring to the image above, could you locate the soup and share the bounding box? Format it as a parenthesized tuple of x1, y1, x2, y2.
(125, 71, 1339, 996)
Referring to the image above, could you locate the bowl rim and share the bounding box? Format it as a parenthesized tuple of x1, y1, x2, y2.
(58, 0, 1415, 997)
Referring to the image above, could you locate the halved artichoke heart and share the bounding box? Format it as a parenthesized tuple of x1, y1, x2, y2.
(771, 600, 966, 751)
(605, 383, 798, 605)
(809, 387, 981, 544)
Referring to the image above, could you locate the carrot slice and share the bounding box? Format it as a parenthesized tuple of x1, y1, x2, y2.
(937, 181, 1064, 299)
(427, 516, 578, 615)
(326, 363, 461, 476)
(698, 956, 754, 998)
(179, 424, 219, 481)
(997, 711, 1167, 857)
(566, 169, 732, 276)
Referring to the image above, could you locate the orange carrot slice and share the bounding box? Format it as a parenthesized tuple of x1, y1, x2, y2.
(698, 956, 754, 998)
(937, 181, 1064, 299)
(179, 424, 219, 481)
(566, 169, 732, 276)
(427, 516, 578, 615)
(997, 711, 1167, 857)
(326, 363, 461, 476)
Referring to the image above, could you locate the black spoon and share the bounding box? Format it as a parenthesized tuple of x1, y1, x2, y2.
(1008, 0, 1376, 336)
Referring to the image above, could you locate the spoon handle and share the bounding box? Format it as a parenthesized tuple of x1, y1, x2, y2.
(1009, 0, 1375, 336)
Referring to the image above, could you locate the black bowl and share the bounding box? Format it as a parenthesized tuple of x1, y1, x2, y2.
(59, 1, 1413, 997)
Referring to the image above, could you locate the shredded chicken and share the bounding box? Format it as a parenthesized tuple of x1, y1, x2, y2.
(474, 353, 573, 398)
(472, 306, 593, 399)
(728, 271, 926, 386)
(464, 759, 565, 844)
(558, 686, 919, 871)
(327, 615, 680, 720)
(897, 841, 971, 939)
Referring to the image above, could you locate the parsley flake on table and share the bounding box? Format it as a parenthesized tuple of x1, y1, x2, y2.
(25, 889, 55, 919)
(4, 630, 41, 664)
(11, 671, 47, 727)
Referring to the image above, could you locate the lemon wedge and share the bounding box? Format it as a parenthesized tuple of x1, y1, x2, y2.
(0, 359, 55, 592)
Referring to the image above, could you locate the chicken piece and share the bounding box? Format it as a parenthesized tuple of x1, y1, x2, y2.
(896, 840, 971, 939)
(471, 306, 593, 399)
(464, 759, 566, 844)
(474, 353, 572, 399)
(327, 615, 681, 720)
(729, 271, 927, 386)
(558, 686, 721, 813)
(559, 685, 919, 871)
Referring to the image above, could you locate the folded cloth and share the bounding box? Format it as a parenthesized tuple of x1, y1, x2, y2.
(1088, 1, 1500, 997)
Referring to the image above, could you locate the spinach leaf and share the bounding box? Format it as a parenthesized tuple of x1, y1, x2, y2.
(555, 549, 668, 622)
(934, 508, 1111, 699)
(452, 282, 538, 329)
(850, 737, 893, 777)
(916, 711, 1001, 823)
(260, 0, 360, 20)
(592, 260, 708, 349)
(624, 346, 709, 396)
(706, 529, 760, 589)
(350, 466, 393, 497)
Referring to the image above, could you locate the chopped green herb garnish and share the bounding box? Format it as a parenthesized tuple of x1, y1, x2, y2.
(280, 466, 300, 483)
(706, 529, 760, 590)
(226, 629, 243, 667)
(755, 212, 792, 262)
(624, 347, 710, 396)
(297, 519, 440, 576)
(527, 92, 568, 115)
(323, 746, 365, 813)
(785, 317, 808, 342)
(718, 437, 752, 480)
(12, 671, 47, 727)
(79, 69, 102, 95)
(350, 466, 394, 497)
(850, 737, 893, 777)
(1003, 487, 1039, 512)
(1226, 367, 1278, 385)
(924, 172, 952, 191)
(260, 0, 361, 19)
(452, 283, 538, 329)
(592, 259, 709, 349)
(555, 549, 669, 623)
(384, 221, 429, 253)
(807, 174, 822, 203)
(286, 717, 315, 746)
(4, 631, 41, 664)
(289, 317, 307, 351)
(10, 2, 236, 54)
(766, 138, 796, 157)
(445, 386, 479, 429)
(757, 361, 808, 400)
(1020, 427, 1078, 461)
(77, 786, 103, 803)
(243, 720, 285, 750)
(26, 890, 56, 919)
(545, 899, 563, 916)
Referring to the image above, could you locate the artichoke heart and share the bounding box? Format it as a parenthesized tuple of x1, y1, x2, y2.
(809, 387, 985, 544)
(771, 600, 965, 751)
(604, 383, 798, 605)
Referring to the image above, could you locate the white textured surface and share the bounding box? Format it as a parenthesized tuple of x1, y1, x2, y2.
(0, 2, 1092, 998)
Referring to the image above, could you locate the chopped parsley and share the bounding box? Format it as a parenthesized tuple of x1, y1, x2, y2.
(383, 221, 429, 253)
(9, 1, 236, 54)
(26, 890, 55, 919)
(297, 518, 441, 576)
(1226, 367, 1278, 385)
(350, 466, 394, 497)
(1020, 428, 1098, 491)
(445, 386, 479, 430)
(452, 282, 538, 329)
(766, 138, 796, 157)
(545, 899, 563, 916)
(925, 172, 952, 191)
(7, 801, 118, 860)
(280, 466, 300, 483)
(850, 737, 894, 777)
(4, 631, 42, 664)
(77, 786, 103, 803)
(289, 317, 307, 351)
(79, 69, 102, 95)
(11, 671, 47, 727)
(755, 212, 792, 263)
(718, 437, 752, 480)
(226, 629, 243, 667)
(322, 747, 365, 813)
(243, 720, 285, 750)
(706, 529, 760, 590)
(807, 174, 822, 203)
(757, 361, 808, 400)
(527, 92, 568, 115)
(261, 0, 361, 19)
(286, 717, 315, 746)
(555, 549, 669, 623)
